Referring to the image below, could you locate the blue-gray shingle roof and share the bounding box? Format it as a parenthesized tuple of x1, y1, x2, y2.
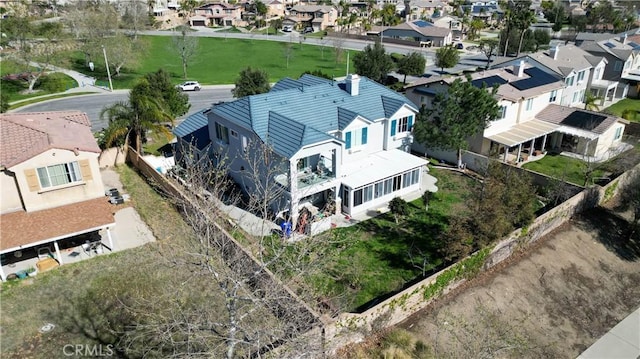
(212, 75, 417, 158)
(174, 109, 209, 137)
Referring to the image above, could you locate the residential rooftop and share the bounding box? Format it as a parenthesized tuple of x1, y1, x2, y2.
(406, 64, 565, 102)
(0, 111, 100, 168)
(210, 75, 417, 158)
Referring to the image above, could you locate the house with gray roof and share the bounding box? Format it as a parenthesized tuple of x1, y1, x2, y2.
(577, 32, 640, 99)
(493, 44, 609, 108)
(405, 62, 627, 165)
(381, 20, 452, 47)
(174, 74, 438, 232)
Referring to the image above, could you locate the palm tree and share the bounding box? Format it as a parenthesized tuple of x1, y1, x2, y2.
(100, 79, 174, 154)
(583, 92, 603, 112)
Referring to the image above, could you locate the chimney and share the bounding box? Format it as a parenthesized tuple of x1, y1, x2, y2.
(621, 33, 628, 44)
(514, 60, 525, 77)
(345, 74, 360, 96)
(549, 44, 559, 60)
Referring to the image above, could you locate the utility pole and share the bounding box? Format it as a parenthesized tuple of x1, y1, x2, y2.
(102, 45, 113, 92)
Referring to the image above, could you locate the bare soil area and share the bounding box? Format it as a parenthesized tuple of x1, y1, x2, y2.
(399, 207, 640, 358)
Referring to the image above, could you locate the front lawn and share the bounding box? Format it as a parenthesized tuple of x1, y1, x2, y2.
(70, 36, 353, 89)
(604, 98, 640, 122)
(1, 62, 78, 103)
(522, 153, 603, 186)
(311, 168, 476, 311)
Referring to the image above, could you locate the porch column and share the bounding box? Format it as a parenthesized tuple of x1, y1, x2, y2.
(106, 228, 114, 251)
(516, 143, 522, 162)
(0, 257, 6, 281)
(503, 145, 508, 162)
(53, 241, 63, 265)
(541, 134, 548, 152)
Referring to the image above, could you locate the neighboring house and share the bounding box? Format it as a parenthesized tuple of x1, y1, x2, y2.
(284, 5, 338, 31)
(191, 2, 244, 26)
(381, 20, 452, 47)
(174, 109, 213, 166)
(264, 0, 285, 18)
(406, 0, 452, 20)
(460, 0, 503, 23)
(431, 15, 462, 31)
(175, 74, 438, 231)
(577, 33, 640, 99)
(0, 111, 115, 281)
(405, 62, 627, 164)
(494, 44, 607, 108)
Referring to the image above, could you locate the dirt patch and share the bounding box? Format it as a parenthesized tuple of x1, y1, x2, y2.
(398, 207, 640, 358)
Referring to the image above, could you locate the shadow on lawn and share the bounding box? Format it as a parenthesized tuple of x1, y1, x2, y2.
(355, 207, 449, 273)
(574, 206, 640, 261)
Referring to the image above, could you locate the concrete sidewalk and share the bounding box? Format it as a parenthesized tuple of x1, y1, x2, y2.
(577, 306, 640, 359)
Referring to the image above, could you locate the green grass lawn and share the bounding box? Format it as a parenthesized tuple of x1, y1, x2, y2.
(1, 62, 78, 103)
(70, 36, 353, 89)
(311, 168, 476, 311)
(522, 153, 603, 186)
(604, 98, 640, 122)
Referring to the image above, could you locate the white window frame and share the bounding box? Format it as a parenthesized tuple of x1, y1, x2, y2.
(549, 90, 557, 102)
(215, 122, 229, 144)
(525, 98, 533, 111)
(37, 161, 82, 188)
(397, 116, 410, 133)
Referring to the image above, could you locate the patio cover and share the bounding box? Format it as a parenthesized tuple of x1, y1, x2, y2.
(341, 149, 432, 189)
(0, 197, 115, 254)
(486, 119, 559, 147)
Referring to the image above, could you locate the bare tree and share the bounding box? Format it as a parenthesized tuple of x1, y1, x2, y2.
(172, 24, 199, 79)
(4, 19, 74, 92)
(283, 43, 294, 68)
(332, 34, 346, 64)
(119, 0, 151, 40)
(102, 34, 148, 77)
(61, 141, 349, 358)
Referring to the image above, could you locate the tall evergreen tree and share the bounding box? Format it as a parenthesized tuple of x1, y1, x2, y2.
(352, 41, 394, 84)
(413, 76, 500, 168)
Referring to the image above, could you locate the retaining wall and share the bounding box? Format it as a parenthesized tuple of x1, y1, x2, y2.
(322, 161, 640, 356)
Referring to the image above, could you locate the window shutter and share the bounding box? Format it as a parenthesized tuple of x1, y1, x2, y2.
(24, 168, 40, 192)
(79, 159, 93, 181)
(391, 120, 397, 136)
(345, 131, 352, 149)
(408, 116, 413, 131)
(361, 127, 368, 145)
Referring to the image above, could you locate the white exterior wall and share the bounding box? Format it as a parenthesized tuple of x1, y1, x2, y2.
(347, 172, 423, 216)
(0, 172, 22, 214)
(341, 117, 380, 162)
(593, 122, 626, 158)
(8, 149, 104, 213)
(386, 106, 418, 151)
(483, 100, 519, 137)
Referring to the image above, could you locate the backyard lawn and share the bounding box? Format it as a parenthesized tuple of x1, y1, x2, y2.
(522, 153, 601, 186)
(310, 168, 476, 311)
(71, 35, 353, 89)
(604, 98, 640, 122)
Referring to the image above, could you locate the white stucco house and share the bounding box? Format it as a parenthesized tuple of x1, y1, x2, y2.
(174, 74, 438, 232)
(405, 62, 628, 164)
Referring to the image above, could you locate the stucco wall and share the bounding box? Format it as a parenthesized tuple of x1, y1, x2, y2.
(0, 171, 22, 214)
(9, 149, 104, 212)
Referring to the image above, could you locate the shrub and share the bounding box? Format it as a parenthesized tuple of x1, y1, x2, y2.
(37, 73, 75, 93)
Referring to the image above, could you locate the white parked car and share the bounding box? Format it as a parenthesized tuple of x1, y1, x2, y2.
(178, 81, 201, 91)
(282, 25, 293, 32)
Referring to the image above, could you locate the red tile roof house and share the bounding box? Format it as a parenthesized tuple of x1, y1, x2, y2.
(0, 111, 115, 281)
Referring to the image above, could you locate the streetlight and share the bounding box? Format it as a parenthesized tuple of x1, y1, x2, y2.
(102, 45, 113, 92)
